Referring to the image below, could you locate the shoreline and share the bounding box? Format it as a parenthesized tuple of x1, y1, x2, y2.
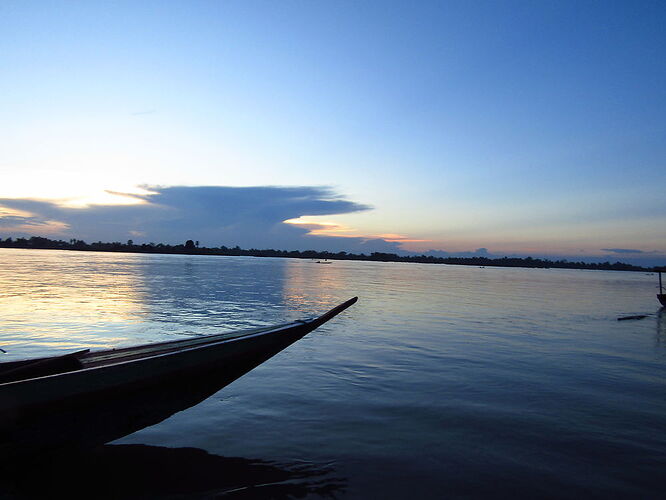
(0, 236, 656, 272)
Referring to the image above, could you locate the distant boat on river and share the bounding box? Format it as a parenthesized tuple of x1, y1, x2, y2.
(0, 297, 358, 463)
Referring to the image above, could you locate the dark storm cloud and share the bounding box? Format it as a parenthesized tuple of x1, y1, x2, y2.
(0, 185, 404, 253)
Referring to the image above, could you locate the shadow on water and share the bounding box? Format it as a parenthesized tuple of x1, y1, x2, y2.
(1, 444, 345, 499)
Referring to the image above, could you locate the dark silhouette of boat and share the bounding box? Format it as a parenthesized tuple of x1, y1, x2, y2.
(0, 297, 358, 463)
(2, 444, 346, 498)
(658, 270, 666, 307)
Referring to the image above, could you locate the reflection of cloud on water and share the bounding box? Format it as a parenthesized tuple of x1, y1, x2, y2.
(3, 444, 346, 499)
(282, 259, 352, 316)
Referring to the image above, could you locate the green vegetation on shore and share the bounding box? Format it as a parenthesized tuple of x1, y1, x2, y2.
(0, 236, 653, 272)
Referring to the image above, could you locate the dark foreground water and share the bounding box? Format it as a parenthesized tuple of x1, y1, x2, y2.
(1, 248, 665, 498)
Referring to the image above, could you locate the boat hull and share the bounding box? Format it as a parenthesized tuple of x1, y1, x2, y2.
(659, 294, 666, 307)
(0, 298, 357, 463)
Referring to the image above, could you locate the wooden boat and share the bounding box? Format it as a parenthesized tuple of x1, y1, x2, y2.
(0, 297, 357, 463)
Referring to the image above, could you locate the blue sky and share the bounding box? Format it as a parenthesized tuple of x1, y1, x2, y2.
(1, 1, 665, 264)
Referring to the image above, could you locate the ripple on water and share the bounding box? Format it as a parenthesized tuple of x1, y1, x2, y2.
(1, 249, 665, 498)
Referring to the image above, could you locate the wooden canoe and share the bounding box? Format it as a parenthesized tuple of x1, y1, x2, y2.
(0, 297, 357, 462)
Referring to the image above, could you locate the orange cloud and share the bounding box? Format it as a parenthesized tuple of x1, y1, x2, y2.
(0, 205, 69, 235)
(284, 217, 431, 243)
(284, 218, 359, 237)
(376, 233, 431, 243)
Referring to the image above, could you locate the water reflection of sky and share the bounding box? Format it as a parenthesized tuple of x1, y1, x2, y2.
(283, 259, 358, 314)
(2, 249, 666, 498)
(0, 249, 150, 357)
(656, 308, 666, 351)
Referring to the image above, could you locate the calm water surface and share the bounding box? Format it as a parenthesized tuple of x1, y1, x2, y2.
(1, 248, 665, 498)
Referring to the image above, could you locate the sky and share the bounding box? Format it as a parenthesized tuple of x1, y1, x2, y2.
(1, 1, 665, 265)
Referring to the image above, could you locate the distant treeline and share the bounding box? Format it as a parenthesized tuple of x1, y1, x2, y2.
(0, 236, 654, 272)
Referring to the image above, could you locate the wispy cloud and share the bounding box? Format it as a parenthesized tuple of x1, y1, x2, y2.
(601, 248, 646, 254)
(130, 109, 157, 116)
(376, 233, 431, 243)
(0, 206, 69, 233)
(284, 217, 430, 244)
